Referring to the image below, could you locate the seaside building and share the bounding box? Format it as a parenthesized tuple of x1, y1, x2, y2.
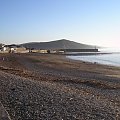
(0, 44, 28, 53)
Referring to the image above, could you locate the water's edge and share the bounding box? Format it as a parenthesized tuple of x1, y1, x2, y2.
(67, 53, 120, 67)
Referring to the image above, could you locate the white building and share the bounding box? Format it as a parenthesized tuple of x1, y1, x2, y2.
(2, 46, 7, 51)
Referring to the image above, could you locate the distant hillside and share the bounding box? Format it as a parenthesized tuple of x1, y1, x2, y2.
(21, 39, 96, 50)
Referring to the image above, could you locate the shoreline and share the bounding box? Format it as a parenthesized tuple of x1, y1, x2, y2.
(61, 51, 119, 56)
(0, 53, 120, 119)
(66, 53, 120, 68)
(64, 52, 111, 56)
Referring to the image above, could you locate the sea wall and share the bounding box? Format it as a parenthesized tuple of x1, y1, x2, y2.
(60, 49, 98, 52)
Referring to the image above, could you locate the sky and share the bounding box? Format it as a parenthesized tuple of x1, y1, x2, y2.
(0, 0, 120, 47)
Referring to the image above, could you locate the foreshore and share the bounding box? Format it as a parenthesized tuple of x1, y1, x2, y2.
(0, 53, 120, 119)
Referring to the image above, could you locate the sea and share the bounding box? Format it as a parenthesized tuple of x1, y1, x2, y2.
(67, 48, 120, 67)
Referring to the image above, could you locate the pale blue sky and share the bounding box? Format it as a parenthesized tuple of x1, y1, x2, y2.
(0, 0, 120, 47)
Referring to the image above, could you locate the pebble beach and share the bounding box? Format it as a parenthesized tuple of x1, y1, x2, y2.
(0, 53, 120, 120)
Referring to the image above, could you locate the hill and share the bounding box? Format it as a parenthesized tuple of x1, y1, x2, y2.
(21, 39, 96, 50)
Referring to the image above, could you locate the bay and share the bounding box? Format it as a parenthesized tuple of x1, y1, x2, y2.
(67, 48, 120, 67)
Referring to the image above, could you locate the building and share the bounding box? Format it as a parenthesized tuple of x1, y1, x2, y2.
(0, 44, 28, 53)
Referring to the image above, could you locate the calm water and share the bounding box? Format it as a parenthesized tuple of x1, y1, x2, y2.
(67, 48, 120, 67)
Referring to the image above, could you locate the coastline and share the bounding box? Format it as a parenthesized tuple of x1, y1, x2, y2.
(63, 52, 112, 56)
(66, 52, 120, 67)
(0, 53, 120, 119)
